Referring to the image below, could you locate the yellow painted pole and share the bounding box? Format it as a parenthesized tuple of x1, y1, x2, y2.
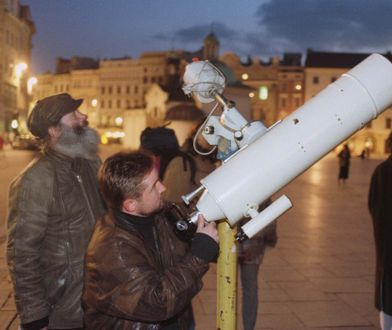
(216, 221, 237, 330)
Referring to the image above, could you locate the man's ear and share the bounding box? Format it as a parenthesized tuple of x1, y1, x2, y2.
(48, 125, 61, 139)
(122, 198, 137, 213)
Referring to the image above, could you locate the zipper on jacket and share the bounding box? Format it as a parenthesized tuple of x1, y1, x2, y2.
(75, 174, 95, 225)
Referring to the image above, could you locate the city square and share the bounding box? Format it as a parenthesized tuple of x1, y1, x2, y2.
(1, 1, 392, 329)
(0, 147, 385, 329)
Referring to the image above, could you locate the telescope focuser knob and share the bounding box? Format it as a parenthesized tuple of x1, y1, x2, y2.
(204, 126, 215, 135)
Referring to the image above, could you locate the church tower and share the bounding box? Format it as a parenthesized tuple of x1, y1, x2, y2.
(203, 30, 220, 60)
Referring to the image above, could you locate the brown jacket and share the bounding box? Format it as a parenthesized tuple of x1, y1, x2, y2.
(83, 210, 210, 329)
(6, 148, 105, 328)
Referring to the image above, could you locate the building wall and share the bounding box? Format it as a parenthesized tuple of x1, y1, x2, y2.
(0, 0, 34, 134)
(305, 66, 391, 157)
(221, 52, 304, 127)
(304, 67, 345, 101)
(277, 68, 304, 119)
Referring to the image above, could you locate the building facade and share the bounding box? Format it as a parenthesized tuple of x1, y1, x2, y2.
(0, 0, 35, 135)
(221, 52, 304, 126)
(305, 50, 392, 156)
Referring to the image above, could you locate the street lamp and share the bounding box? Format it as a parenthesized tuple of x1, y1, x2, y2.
(27, 77, 37, 94)
(15, 62, 27, 79)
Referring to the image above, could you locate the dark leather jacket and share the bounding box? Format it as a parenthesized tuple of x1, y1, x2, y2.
(83, 210, 210, 329)
(6, 148, 106, 328)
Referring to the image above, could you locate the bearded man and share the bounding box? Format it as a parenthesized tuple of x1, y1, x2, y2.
(6, 93, 106, 330)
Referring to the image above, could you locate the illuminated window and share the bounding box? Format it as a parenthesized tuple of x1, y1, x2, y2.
(295, 84, 302, 91)
(259, 86, 268, 100)
(249, 92, 255, 98)
(241, 73, 249, 80)
(386, 118, 392, 129)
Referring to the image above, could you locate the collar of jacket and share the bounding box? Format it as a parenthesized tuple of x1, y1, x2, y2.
(112, 208, 159, 233)
(44, 147, 91, 172)
(44, 147, 75, 162)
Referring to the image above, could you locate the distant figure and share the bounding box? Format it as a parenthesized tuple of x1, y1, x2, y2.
(238, 199, 277, 330)
(139, 126, 180, 180)
(163, 122, 216, 203)
(360, 149, 366, 160)
(368, 132, 392, 330)
(338, 144, 351, 183)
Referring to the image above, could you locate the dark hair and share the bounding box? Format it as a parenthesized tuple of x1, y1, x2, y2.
(140, 126, 179, 155)
(139, 126, 180, 179)
(99, 151, 154, 210)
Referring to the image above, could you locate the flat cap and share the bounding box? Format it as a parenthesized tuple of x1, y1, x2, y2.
(27, 93, 83, 138)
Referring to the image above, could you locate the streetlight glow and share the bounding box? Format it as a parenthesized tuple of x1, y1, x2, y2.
(115, 117, 123, 126)
(11, 119, 19, 129)
(27, 77, 37, 94)
(15, 62, 28, 79)
(241, 73, 249, 80)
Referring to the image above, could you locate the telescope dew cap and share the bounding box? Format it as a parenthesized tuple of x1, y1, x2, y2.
(27, 93, 83, 138)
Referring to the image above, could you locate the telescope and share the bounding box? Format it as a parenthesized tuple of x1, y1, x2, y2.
(177, 54, 392, 241)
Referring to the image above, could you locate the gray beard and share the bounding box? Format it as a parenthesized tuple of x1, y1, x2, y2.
(52, 126, 100, 160)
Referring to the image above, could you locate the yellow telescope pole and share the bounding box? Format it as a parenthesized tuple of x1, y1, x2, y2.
(216, 221, 237, 330)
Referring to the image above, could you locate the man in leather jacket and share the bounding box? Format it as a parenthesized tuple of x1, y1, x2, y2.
(6, 93, 106, 330)
(83, 151, 219, 329)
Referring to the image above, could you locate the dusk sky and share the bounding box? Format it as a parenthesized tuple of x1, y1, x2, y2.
(22, 0, 392, 74)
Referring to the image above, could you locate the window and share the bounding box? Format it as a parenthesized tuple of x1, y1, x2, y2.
(101, 86, 105, 94)
(117, 86, 121, 94)
(386, 118, 392, 129)
(294, 96, 301, 108)
(313, 76, 319, 84)
(280, 97, 287, 108)
(258, 86, 268, 100)
(117, 100, 121, 108)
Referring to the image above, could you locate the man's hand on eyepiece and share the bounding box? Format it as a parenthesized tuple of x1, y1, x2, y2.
(196, 214, 219, 243)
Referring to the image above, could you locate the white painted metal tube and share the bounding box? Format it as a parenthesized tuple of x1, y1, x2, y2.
(241, 195, 292, 239)
(195, 53, 392, 226)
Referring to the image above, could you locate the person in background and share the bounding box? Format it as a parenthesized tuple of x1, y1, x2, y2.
(162, 122, 216, 203)
(238, 199, 278, 330)
(139, 126, 181, 180)
(83, 151, 219, 329)
(338, 143, 351, 184)
(368, 132, 392, 330)
(6, 93, 106, 330)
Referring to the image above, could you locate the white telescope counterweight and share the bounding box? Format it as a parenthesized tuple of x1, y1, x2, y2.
(182, 53, 392, 240)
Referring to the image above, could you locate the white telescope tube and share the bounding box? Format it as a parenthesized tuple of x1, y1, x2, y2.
(239, 195, 292, 240)
(195, 53, 392, 225)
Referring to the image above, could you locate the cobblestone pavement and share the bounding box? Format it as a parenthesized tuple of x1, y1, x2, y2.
(0, 151, 385, 329)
